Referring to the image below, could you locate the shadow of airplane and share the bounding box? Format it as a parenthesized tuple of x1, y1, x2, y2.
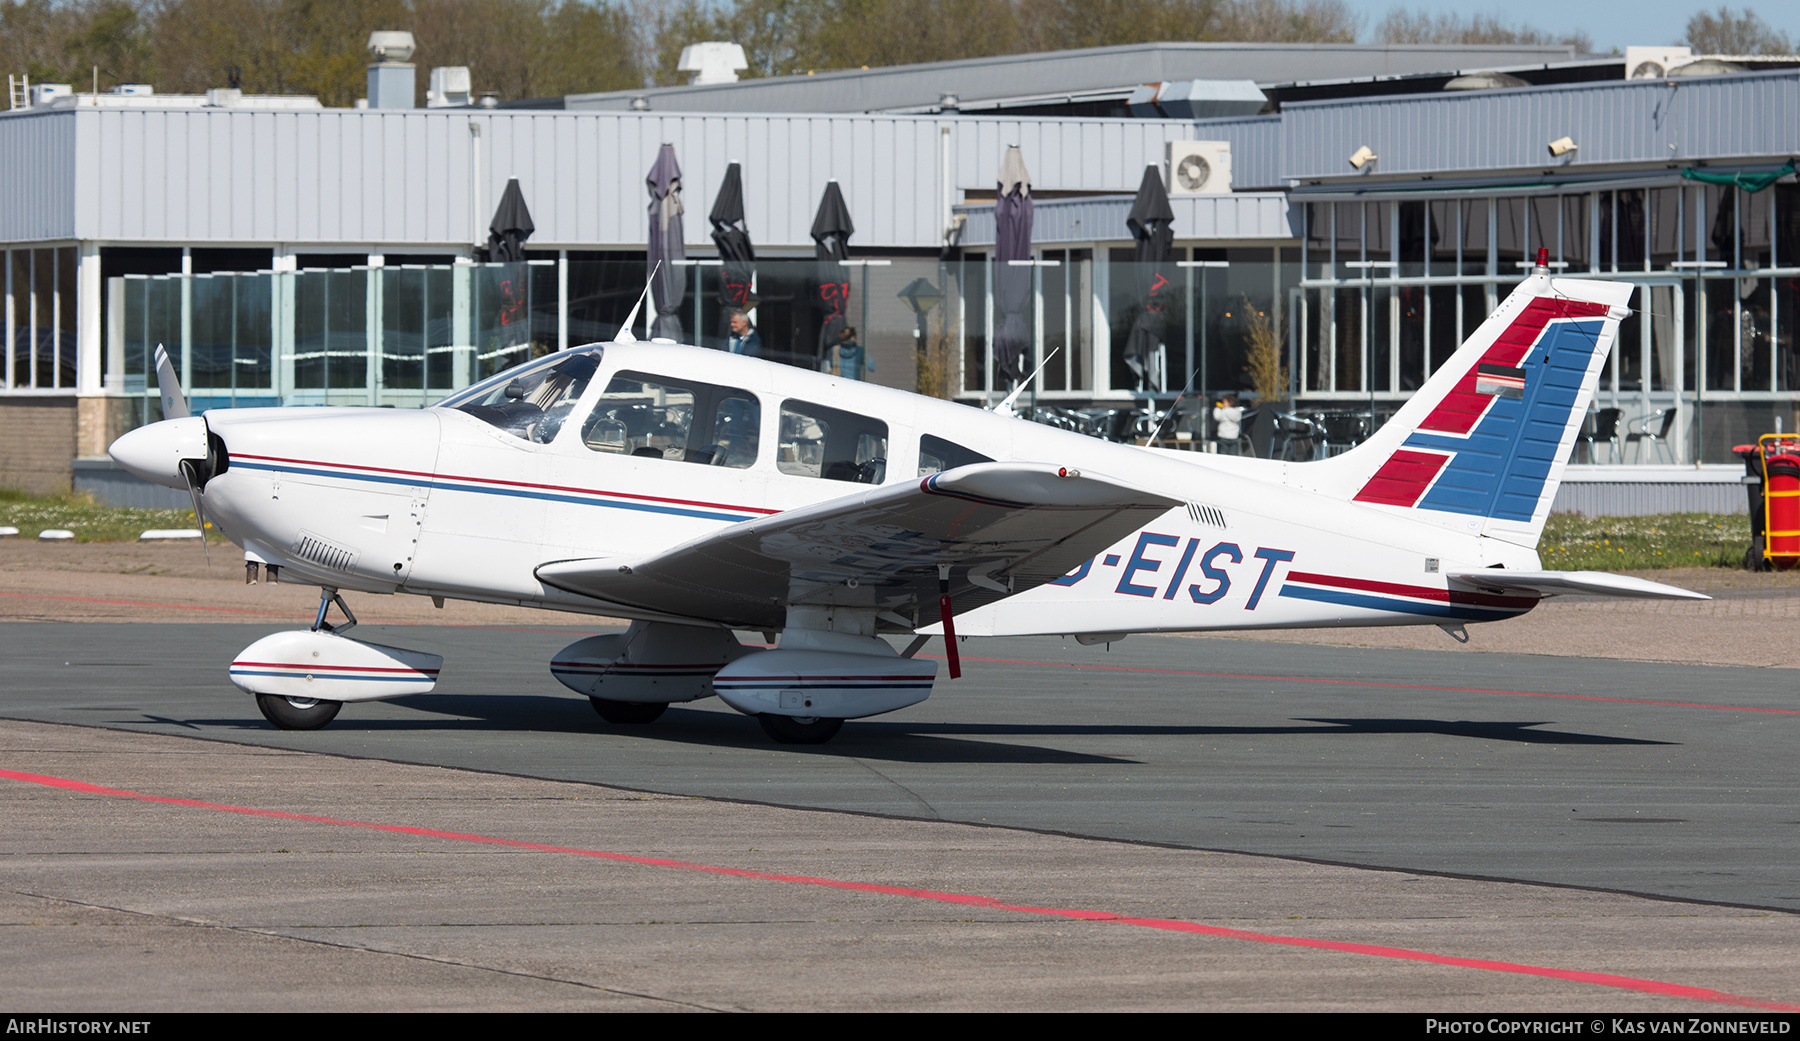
(124, 686, 1669, 767)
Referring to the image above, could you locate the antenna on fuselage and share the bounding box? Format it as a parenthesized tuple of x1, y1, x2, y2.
(990, 347, 1058, 419)
(1145, 367, 1202, 447)
(613, 261, 661, 345)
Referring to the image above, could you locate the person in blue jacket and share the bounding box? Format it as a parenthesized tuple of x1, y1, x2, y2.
(726, 310, 762, 358)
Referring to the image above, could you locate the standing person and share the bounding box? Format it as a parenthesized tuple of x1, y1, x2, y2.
(830, 326, 873, 381)
(726, 310, 762, 358)
(1212, 392, 1244, 454)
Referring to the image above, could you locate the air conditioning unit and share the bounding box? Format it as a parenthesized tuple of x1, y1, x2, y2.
(28, 83, 72, 106)
(1625, 46, 1693, 79)
(427, 66, 472, 108)
(1168, 141, 1232, 195)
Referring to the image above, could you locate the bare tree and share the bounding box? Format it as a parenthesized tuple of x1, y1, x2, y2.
(1214, 0, 1358, 43)
(1374, 9, 1592, 54)
(1684, 6, 1792, 55)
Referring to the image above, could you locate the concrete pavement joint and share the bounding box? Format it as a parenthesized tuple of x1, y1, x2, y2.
(5, 888, 734, 1012)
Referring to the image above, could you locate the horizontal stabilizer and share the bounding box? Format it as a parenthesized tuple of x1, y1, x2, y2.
(1445, 570, 1710, 601)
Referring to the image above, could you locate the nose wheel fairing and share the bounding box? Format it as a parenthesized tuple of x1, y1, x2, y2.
(229, 629, 444, 704)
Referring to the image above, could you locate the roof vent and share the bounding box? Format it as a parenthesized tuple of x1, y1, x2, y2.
(428, 66, 471, 108)
(367, 31, 416, 64)
(1668, 58, 1748, 77)
(678, 42, 747, 85)
(1443, 70, 1529, 91)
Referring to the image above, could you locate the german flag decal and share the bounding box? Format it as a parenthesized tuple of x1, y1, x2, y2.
(1475, 362, 1527, 398)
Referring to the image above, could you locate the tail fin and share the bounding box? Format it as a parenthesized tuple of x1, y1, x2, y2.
(1297, 269, 1632, 549)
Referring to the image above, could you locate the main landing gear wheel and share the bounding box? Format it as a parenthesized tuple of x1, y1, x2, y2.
(589, 697, 668, 724)
(757, 714, 844, 745)
(255, 693, 343, 730)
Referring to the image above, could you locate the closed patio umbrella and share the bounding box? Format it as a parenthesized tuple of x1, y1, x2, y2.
(810, 180, 854, 368)
(647, 143, 686, 341)
(486, 177, 535, 356)
(709, 162, 756, 342)
(1123, 165, 1175, 392)
(486, 177, 535, 263)
(992, 145, 1034, 387)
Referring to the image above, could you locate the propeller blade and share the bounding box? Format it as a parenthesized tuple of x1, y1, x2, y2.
(153, 344, 189, 420)
(177, 458, 210, 563)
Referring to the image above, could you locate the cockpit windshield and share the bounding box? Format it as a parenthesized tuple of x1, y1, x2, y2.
(436, 347, 604, 443)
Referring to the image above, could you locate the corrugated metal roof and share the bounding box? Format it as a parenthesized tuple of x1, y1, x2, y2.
(1281, 68, 1800, 183)
(561, 42, 1578, 115)
(6, 67, 1796, 251)
(6, 106, 1222, 249)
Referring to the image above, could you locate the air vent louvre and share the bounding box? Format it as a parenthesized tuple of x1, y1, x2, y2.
(1186, 502, 1227, 528)
(293, 530, 360, 573)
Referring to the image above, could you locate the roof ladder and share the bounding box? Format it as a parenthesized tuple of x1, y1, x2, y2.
(7, 74, 27, 111)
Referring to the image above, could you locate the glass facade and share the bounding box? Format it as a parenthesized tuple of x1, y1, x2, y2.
(2, 245, 78, 389)
(21, 178, 1800, 467)
(106, 256, 978, 428)
(1298, 182, 1800, 463)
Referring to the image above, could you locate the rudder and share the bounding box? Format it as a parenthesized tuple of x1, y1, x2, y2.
(1294, 263, 1632, 549)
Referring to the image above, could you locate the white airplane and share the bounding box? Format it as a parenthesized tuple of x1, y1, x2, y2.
(110, 252, 1705, 744)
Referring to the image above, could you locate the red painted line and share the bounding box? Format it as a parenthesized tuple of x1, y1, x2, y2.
(1, 766, 1792, 1012)
(927, 655, 1800, 716)
(233, 452, 778, 516)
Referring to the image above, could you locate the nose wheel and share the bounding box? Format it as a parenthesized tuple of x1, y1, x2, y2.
(255, 693, 343, 730)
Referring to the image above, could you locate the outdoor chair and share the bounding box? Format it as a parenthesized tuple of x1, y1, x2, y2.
(1315, 411, 1367, 456)
(1625, 408, 1677, 464)
(1271, 411, 1322, 461)
(1582, 408, 1623, 464)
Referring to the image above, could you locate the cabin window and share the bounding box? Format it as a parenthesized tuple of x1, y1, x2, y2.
(581, 370, 760, 467)
(445, 348, 600, 443)
(917, 434, 992, 476)
(778, 400, 887, 483)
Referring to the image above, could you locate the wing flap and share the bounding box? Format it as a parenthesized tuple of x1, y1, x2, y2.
(537, 463, 1181, 629)
(1446, 569, 1710, 601)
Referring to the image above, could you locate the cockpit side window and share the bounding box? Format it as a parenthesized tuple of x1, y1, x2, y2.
(778, 399, 888, 484)
(918, 434, 993, 476)
(442, 348, 601, 444)
(581, 370, 760, 468)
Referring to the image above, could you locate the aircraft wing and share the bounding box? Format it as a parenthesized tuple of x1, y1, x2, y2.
(1445, 570, 1710, 600)
(535, 462, 1182, 630)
